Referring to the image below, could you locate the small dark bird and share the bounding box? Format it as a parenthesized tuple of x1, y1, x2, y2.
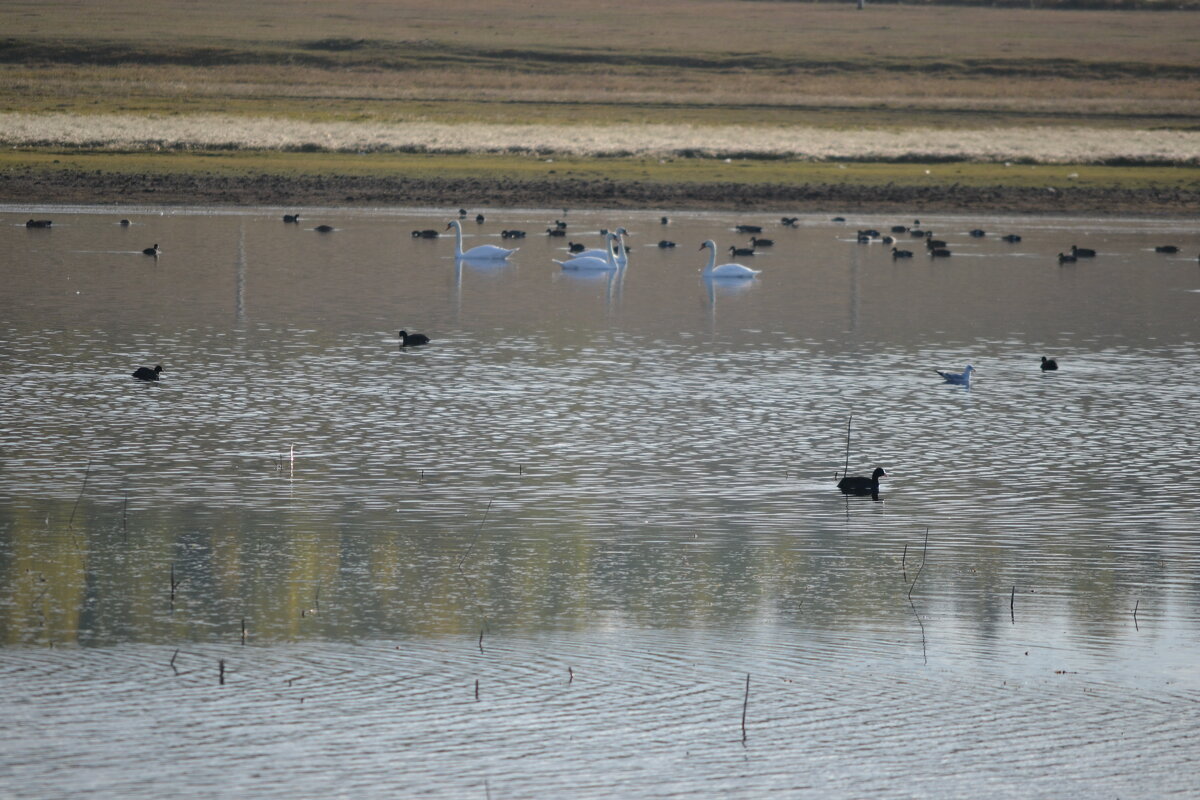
(661, 216, 670, 225)
(315, 225, 334, 233)
(750, 236, 774, 248)
(546, 228, 566, 237)
(925, 239, 947, 249)
(458, 208, 468, 218)
(412, 229, 439, 239)
(910, 229, 926, 238)
(1155, 245, 1179, 253)
(25, 219, 52, 228)
(398, 330, 430, 347)
(892, 247, 914, 259)
(1070, 245, 1096, 257)
(930, 248, 952, 257)
(142, 244, 160, 256)
(1041, 356, 1059, 371)
(658, 240, 676, 248)
(1001, 234, 1021, 243)
(1058, 252, 1077, 264)
(735, 224, 763, 234)
(568, 242, 586, 253)
(729, 245, 756, 257)
(501, 230, 526, 239)
(554, 220, 568, 230)
(132, 365, 163, 381)
(781, 217, 799, 226)
(475, 214, 485, 223)
(831, 216, 846, 222)
(881, 235, 895, 244)
(119, 219, 131, 226)
(970, 229, 986, 238)
(891, 225, 909, 234)
(283, 214, 300, 223)
(838, 467, 887, 495)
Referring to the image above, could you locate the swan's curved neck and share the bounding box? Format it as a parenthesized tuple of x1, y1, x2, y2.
(606, 234, 618, 268)
(703, 242, 716, 273)
(451, 220, 464, 257)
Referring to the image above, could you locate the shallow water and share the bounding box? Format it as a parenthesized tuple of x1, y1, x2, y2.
(1, 205, 1198, 798)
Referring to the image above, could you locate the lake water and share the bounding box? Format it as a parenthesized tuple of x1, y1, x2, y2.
(1, 205, 1198, 798)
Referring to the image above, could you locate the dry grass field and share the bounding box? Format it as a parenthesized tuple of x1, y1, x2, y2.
(1, 0, 1197, 207)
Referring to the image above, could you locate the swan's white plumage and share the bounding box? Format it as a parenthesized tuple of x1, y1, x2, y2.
(447, 219, 517, 260)
(700, 240, 760, 279)
(556, 233, 620, 270)
(571, 228, 629, 267)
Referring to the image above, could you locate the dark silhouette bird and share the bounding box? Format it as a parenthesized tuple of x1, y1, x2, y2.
(1041, 356, 1059, 371)
(458, 208, 468, 218)
(315, 225, 334, 233)
(781, 217, 799, 226)
(925, 238, 947, 249)
(132, 365, 163, 381)
(475, 214, 485, 223)
(25, 219, 52, 228)
(119, 219, 131, 226)
(729, 245, 756, 257)
(658, 240, 676, 248)
(398, 330, 430, 347)
(661, 216, 670, 225)
(1155, 245, 1179, 253)
(1058, 252, 1077, 264)
(735, 224, 763, 233)
(546, 228, 566, 237)
(831, 216, 846, 223)
(283, 214, 300, 223)
(1001, 234, 1021, 243)
(142, 244, 160, 256)
(568, 242, 586, 253)
(892, 247, 914, 258)
(554, 220, 568, 230)
(970, 229, 986, 238)
(1070, 245, 1096, 257)
(891, 225, 909, 234)
(838, 467, 887, 495)
(929, 248, 952, 257)
(412, 229, 439, 238)
(501, 229, 526, 239)
(750, 236, 774, 248)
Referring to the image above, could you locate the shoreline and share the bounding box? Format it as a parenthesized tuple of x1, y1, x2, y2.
(3, 168, 1198, 216)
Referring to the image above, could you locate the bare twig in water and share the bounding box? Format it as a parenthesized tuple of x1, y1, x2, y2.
(843, 414, 853, 479)
(219, 659, 226, 686)
(902, 543, 908, 582)
(907, 528, 930, 664)
(568, 666, 574, 684)
(475, 678, 480, 701)
(68, 458, 92, 531)
(241, 618, 247, 645)
(478, 626, 484, 653)
(1010, 585, 1016, 624)
(1133, 599, 1140, 631)
(457, 500, 493, 573)
(170, 649, 179, 675)
(741, 673, 751, 744)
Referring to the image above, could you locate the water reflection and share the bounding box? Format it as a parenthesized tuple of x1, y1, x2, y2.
(1, 206, 1198, 796)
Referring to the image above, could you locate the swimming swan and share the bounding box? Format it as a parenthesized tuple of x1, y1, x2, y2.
(446, 219, 517, 260)
(570, 228, 629, 267)
(700, 240, 760, 279)
(556, 233, 619, 270)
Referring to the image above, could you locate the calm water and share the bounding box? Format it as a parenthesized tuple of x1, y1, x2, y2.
(2, 205, 1199, 798)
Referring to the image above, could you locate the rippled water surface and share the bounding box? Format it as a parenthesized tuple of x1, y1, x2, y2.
(2, 205, 1198, 798)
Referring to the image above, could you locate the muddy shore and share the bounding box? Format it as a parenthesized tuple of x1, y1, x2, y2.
(3, 167, 1198, 215)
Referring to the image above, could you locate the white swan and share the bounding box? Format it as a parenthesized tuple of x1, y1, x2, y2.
(446, 219, 517, 260)
(570, 228, 629, 267)
(699, 240, 760, 279)
(555, 233, 619, 271)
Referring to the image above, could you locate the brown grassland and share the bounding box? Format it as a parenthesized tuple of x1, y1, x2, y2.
(1, 0, 1198, 211)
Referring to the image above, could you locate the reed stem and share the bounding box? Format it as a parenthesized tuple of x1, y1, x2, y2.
(741, 673, 750, 743)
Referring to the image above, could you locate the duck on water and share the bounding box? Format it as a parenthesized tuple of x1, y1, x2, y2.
(837, 467, 887, 495)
